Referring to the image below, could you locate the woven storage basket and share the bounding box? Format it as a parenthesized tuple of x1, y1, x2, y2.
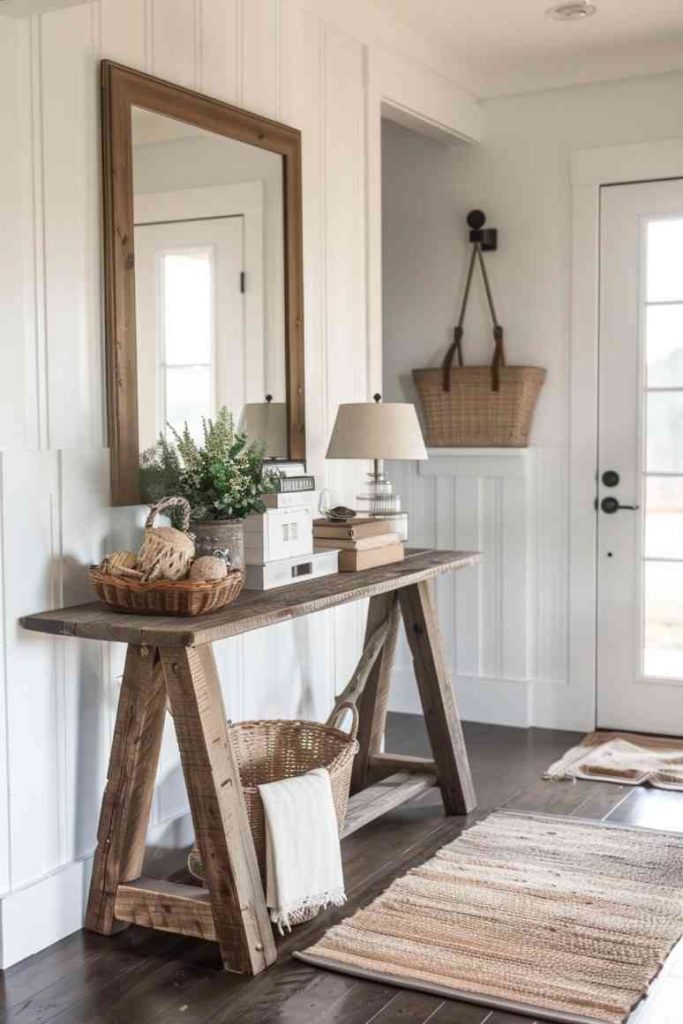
(413, 240, 545, 447)
(89, 566, 244, 616)
(414, 365, 546, 447)
(188, 702, 359, 884)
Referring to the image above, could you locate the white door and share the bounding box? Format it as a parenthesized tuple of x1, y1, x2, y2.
(134, 215, 244, 450)
(598, 179, 683, 734)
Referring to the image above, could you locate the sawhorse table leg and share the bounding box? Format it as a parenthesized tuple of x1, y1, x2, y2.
(85, 642, 276, 974)
(85, 575, 474, 973)
(347, 581, 476, 816)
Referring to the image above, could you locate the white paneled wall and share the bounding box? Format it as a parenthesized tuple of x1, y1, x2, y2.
(388, 446, 569, 729)
(0, 0, 479, 966)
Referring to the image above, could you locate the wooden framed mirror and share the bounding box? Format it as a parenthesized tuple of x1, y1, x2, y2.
(101, 61, 305, 506)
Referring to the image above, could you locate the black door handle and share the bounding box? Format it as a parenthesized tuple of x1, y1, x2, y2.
(601, 496, 639, 514)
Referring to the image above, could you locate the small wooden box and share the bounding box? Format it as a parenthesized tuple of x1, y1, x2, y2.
(244, 549, 339, 590)
(244, 506, 313, 563)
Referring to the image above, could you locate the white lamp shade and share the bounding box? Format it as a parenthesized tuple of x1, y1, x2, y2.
(239, 401, 288, 458)
(326, 402, 428, 461)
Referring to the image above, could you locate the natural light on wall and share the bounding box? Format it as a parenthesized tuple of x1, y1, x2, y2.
(644, 218, 683, 679)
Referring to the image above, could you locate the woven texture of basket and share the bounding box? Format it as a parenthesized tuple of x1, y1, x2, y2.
(137, 496, 195, 582)
(413, 365, 546, 447)
(413, 238, 545, 448)
(89, 566, 244, 616)
(188, 703, 359, 884)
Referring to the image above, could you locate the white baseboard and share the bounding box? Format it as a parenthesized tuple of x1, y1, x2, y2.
(530, 677, 595, 733)
(389, 666, 594, 734)
(0, 812, 195, 969)
(389, 667, 532, 728)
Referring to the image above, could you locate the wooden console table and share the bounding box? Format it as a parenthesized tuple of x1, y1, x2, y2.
(21, 548, 478, 975)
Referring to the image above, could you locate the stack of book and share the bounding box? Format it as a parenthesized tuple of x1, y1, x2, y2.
(243, 464, 338, 590)
(313, 517, 404, 572)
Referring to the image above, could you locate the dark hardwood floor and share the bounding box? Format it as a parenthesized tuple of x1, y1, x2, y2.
(1, 715, 681, 1024)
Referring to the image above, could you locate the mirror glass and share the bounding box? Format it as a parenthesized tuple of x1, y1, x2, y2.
(131, 107, 288, 458)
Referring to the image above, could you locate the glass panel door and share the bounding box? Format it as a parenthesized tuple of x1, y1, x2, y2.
(643, 218, 683, 679)
(597, 180, 683, 734)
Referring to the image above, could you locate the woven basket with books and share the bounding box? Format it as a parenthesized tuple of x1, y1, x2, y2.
(313, 517, 404, 571)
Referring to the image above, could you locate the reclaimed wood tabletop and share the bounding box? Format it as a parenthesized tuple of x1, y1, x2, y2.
(20, 548, 479, 648)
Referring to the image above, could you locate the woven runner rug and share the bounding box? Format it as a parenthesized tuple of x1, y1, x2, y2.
(296, 812, 683, 1024)
(544, 731, 683, 789)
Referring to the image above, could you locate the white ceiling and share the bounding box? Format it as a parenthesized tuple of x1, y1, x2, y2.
(4, 0, 683, 98)
(369, 0, 683, 97)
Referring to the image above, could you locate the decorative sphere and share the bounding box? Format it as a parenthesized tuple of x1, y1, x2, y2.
(189, 556, 228, 582)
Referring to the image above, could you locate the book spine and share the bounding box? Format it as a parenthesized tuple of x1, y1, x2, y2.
(272, 475, 315, 493)
(261, 490, 318, 509)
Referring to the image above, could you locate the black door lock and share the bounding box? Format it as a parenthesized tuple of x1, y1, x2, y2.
(601, 496, 639, 514)
(602, 470, 620, 487)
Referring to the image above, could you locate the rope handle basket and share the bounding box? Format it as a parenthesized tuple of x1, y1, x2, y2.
(187, 697, 360, 885)
(145, 495, 193, 534)
(442, 242, 505, 393)
(413, 222, 545, 448)
(326, 700, 360, 741)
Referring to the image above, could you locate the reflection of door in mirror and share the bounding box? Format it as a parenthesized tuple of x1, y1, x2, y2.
(131, 107, 287, 456)
(135, 216, 244, 448)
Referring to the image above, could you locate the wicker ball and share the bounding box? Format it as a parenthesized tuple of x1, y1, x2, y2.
(137, 497, 195, 582)
(189, 556, 228, 582)
(101, 550, 138, 577)
(138, 527, 194, 582)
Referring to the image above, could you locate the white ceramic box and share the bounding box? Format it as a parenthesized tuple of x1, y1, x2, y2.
(245, 549, 339, 590)
(244, 506, 313, 563)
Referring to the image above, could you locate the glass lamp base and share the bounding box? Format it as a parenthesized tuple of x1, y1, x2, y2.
(356, 471, 408, 541)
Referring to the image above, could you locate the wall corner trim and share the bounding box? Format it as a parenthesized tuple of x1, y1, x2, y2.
(571, 136, 683, 186)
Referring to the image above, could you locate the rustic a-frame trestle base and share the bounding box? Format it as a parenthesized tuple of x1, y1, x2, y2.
(21, 549, 478, 973)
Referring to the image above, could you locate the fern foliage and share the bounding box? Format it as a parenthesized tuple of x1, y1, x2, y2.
(140, 407, 277, 524)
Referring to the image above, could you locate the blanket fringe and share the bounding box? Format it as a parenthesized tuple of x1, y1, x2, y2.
(270, 887, 347, 935)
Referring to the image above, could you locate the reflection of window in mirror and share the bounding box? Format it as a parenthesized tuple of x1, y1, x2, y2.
(131, 107, 287, 455)
(162, 249, 213, 440)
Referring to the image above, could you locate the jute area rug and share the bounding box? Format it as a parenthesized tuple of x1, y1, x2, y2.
(544, 731, 683, 789)
(296, 811, 683, 1024)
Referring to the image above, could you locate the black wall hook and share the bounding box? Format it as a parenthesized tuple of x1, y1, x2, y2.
(467, 209, 498, 252)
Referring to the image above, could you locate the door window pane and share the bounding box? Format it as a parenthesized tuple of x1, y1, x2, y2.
(163, 251, 212, 364)
(644, 561, 683, 678)
(646, 392, 683, 472)
(647, 219, 683, 303)
(646, 477, 683, 560)
(166, 365, 212, 440)
(646, 305, 683, 387)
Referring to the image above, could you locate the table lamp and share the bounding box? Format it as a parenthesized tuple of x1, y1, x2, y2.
(238, 395, 288, 458)
(325, 394, 428, 540)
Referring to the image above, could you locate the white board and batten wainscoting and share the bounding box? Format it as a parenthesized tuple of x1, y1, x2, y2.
(0, 0, 481, 967)
(388, 446, 568, 731)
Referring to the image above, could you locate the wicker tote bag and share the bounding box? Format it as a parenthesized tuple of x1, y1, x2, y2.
(413, 243, 545, 447)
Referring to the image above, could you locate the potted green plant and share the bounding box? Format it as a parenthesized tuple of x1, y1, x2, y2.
(139, 407, 277, 571)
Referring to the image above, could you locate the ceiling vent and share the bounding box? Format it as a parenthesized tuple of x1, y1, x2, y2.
(546, 1, 597, 20)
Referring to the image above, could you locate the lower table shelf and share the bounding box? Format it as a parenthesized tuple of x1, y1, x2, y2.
(113, 768, 438, 945)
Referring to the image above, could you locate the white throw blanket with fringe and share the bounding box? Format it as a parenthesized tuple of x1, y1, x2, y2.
(259, 767, 346, 933)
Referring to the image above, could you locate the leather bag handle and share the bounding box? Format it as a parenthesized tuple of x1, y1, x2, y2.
(441, 243, 506, 393)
